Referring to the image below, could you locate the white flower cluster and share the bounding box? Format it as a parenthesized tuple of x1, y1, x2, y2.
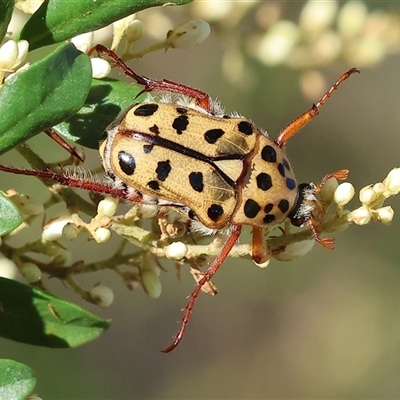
(348, 168, 400, 225)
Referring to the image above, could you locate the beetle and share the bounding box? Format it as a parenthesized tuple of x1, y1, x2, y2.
(0, 45, 359, 352)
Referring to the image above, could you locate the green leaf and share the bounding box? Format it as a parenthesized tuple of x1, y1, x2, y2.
(54, 78, 144, 149)
(0, 0, 14, 42)
(0, 359, 36, 400)
(0, 42, 92, 155)
(17, 0, 193, 51)
(0, 192, 22, 236)
(0, 277, 111, 348)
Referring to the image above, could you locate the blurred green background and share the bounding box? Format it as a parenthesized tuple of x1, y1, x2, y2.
(1, 1, 400, 399)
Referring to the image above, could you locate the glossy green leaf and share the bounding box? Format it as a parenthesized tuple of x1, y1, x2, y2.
(0, 359, 36, 400)
(0, 43, 92, 155)
(0, 0, 14, 42)
(0, 192, 22, 236)
(17, 0, 193, 51)
(0, 277, 111, 348)
(54, 78, 144, 149)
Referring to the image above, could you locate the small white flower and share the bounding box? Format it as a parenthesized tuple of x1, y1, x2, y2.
(91, 57, 111, 79)
(383, 167, 400, 196)
(21, 262, 42, 283)
(97, 197, 118, 217)
(164, 241, 188, 261)
(348, 205, 371, 225)
(319, 177, 338, 204)
(0, 40, 19, 70)
(257, 21, 299, 66)
(359, 185, 377, 206)
(12, 40, 29, 69)
(375, 206, 394, 224)
(112, 14, 137, 50)
(299, 0, 338, 35)
(333, 182, 355, 207)
(125, 20, 144, 43)
(42, 216, 74, 241)
(62, 223, 80, 240)
(166, 19, 210, 49)
(71, 32, 94, 54)
(90, 284, 114, 308)
(93, 227, 111, 243)
(141, 267, 162, 299)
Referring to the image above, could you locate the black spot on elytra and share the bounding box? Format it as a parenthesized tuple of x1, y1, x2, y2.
(256, 173, 273, 191)
(282, 158, 291, 170)
(176, 107, 187, 114)
(189, 172, 204, 192)
(261, 145, 277, 163)
(278, 199, 289, 213)
(238, 120, 253, 135)
(118, 151, 135, 176)
(156, 160, 171, 182)
(286, 178, 296, 190)
(263, 214, 276, 224)
(207, 204, 224, 221)
(244, 199, 261, 219)
(148, 180, 160, 191)
(149, 124, 160, 135)
(278, 163, 285, 177)
(264, 203, 273, 213)
(204, 128, 225, 144)
(134, 103, 159, 116)
(143, 144, 153, 154)
(172, 115, 189, 134)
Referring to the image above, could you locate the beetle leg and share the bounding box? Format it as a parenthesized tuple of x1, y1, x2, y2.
(162, 224, 242, 353)
(275, 68, 359, 148)
(44, 129, 84, 163)
(0, 165, 144, 203)
(90, 44, 214, 113)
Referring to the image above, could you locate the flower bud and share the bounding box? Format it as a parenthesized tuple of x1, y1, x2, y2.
(333, 182, 355, 207)
(359, 185, 377, 206)
(348, 205, 371, 225)
(42, 216, 74, 241)
(90, 284, 114, 308)
(0, 255, 18, 279)
(21, 262, 42, 283)
(62, 222, 80, 240)
(141, 267, 162, 299)
(97, 197, 118, 217)
(299, 0, 338, 35)
(71, 32, 94, 54)
(12, 40, 29, 69)
(376, 206, 394, 224)
(91, 57, 111, 79)
(93, 227, 111, 243)
(319, 177, 338, 204)
(125, 20, 144, 43)
(164, 242, 188, 261)
(166, 19, 210, 49)
(383, 168, 400, 196)
(257, 21, 299, 66)
(0, 40, 18, 69)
